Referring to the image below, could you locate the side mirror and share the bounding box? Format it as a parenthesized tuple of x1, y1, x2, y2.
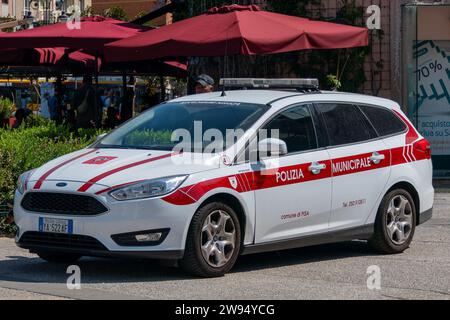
(96, 133, 107, 142)
(258, 138, 288, 159)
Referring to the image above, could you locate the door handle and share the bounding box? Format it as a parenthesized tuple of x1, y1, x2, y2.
(309, 162, 327, 175)
(370, 152, 385, 165)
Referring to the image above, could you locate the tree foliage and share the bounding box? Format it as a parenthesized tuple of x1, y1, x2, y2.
(103, 6, 128, 21)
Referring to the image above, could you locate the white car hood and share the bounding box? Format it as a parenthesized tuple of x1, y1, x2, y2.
(27, 148, 219, 192)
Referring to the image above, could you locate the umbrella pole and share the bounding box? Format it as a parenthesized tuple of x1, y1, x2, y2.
(94, 51, 99, 128)
(159, 74, 165, 102)
(121, 70, 127, 122)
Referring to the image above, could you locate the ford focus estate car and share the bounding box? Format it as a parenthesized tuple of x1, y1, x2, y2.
(14, 80, 434, 277)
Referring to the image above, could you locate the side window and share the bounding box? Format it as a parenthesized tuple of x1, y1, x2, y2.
(358, 105, 407, 137)
(317, 103, 375, 146)
(263, 105, 318, 154)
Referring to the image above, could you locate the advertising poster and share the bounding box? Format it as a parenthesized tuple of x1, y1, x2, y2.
(410, 40, 450, 177)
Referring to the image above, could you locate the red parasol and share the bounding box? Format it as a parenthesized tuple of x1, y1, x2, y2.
(0, 16, 150, 50)
(105, 4, 369, 62)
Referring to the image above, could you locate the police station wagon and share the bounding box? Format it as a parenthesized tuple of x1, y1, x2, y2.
(14, 79, 434, 277)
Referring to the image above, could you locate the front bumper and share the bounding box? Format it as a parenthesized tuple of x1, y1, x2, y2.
(16, 239, 184, 260)
(14, 189, 197, 260)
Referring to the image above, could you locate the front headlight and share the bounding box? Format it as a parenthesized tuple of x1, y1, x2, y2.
(109, 175, 188, 201)
(17, 169, 36, 195)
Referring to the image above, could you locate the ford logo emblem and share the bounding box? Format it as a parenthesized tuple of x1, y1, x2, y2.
(56, 182, 67, 187)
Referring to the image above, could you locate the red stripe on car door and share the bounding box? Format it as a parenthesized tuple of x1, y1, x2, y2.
(163, 147, 415, 206)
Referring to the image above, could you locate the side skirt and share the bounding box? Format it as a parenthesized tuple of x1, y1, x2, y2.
(241, 224, 374, 256)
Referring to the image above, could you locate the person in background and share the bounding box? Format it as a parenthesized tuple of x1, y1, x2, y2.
(99, 89, 106, 110)
(103, 90, 112, 110)
(47, 91, 60, 122)
(104, 105, 119, 129)
(195, 74, 215, 94)
(73, 75, 96, 129)
(20, 93, 32, 109)
(39, 93, 51, 119)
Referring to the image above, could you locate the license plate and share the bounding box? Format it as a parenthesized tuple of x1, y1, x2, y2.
(38, 217, 73, 234)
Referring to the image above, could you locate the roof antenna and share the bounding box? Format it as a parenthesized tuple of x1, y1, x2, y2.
(221, 31, 229, 97)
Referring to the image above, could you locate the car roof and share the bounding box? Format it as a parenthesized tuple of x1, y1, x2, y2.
(171, 90, 300, 105)
(171, 90, 398, 109)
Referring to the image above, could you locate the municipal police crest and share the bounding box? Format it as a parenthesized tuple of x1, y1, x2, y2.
(229, 176, 238, 189)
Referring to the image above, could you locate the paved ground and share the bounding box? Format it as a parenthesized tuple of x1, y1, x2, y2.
(0, 193, 449, 300)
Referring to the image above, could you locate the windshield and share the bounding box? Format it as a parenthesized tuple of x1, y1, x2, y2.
(96, 101, 269, 152)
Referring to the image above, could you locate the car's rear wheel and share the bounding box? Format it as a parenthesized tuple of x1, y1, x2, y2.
(181, 202, 241, 277)
(37, 251, 81, 264)
(369, 189, 416, 254)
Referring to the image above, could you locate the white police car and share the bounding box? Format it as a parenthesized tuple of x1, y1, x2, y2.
(14, 79, 434, 277)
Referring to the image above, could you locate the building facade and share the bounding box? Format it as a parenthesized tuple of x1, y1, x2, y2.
(0, 0, 92, 27)
(91, 0, 171, 24)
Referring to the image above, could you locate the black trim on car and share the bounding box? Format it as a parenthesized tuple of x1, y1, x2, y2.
(418, 207, 433, 225)
(266, 94, 305, 106)
(17, 231, 183, 260)
(242, 224, 374, 255)
(309, 103, 329, 148)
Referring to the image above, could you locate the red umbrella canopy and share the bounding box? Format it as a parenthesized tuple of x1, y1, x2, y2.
(0, 47, 98, 68)
(0, 48, 65, 65)
(0, 47, 187, 76)
(105, 4, 368, 62)
(0, 16, 150, 50)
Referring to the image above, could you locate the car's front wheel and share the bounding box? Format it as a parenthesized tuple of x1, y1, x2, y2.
(181, 202, 241, 277)
(37, 251, 81, 264)
(369, 189, 416, 254)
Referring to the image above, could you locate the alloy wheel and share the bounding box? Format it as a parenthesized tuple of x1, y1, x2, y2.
(386, 195, 413, 245)
(201, 210, 237, 268)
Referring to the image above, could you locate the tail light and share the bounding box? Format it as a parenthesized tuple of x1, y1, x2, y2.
(413, 139, 431, 160)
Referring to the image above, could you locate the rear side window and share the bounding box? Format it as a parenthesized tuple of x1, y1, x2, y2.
(317, 103, 376, 146)
(358, 105, 407, 137)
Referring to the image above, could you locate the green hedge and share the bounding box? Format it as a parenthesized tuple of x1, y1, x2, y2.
(0, 117, 105, 235)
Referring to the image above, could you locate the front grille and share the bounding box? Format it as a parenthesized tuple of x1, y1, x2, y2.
(21, 192, 108, 215)
(20, 232, 107, 251)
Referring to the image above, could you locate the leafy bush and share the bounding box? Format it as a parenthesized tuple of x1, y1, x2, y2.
(0, 97, 15, 120)
(0, 118, 106, 235)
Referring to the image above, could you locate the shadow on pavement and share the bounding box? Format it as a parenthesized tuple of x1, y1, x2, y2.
(0, 241, 378, 284)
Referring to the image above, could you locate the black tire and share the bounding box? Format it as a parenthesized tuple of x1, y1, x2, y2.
(180, 202, 241, 277)
(369, 189, 416, 254)
(37, 251, 81, 264)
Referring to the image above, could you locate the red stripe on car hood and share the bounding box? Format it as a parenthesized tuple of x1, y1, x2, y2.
(33, 149, 98, 190)
(77, 152, 178, 192)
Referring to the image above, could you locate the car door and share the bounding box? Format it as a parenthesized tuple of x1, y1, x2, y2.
(315, 103, 391, 231)
(253, 104, 332, 244)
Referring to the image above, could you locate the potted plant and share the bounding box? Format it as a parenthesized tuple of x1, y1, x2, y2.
(0, 97, 15, 127)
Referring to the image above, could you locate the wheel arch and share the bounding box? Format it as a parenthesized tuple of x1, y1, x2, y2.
(385, 181, 420, 226)
(197, 193, 248, 246)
